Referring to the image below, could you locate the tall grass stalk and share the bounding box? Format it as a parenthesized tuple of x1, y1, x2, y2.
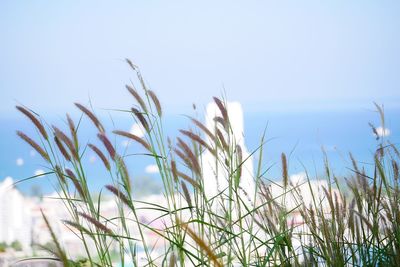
(16, 61, 400, 266)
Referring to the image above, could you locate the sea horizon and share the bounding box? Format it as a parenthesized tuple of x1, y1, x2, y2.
(1, 106, 398, 195)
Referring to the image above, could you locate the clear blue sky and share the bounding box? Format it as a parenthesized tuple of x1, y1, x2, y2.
(1, 1, 400, 117)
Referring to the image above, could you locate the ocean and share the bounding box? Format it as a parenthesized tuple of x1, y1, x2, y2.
(1, 108, 399, 195)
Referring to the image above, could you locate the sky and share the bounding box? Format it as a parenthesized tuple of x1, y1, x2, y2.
(0, 1, 400, 193)
(1, 1, 400, 118)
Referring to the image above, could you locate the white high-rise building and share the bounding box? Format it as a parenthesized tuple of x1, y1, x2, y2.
(201, 101, 256, 205)
(0, 177, 32, 251)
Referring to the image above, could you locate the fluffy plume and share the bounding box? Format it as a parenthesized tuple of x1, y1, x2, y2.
(65, 168, 86, 199)
(177, 137, 201, 176)
(66, 114, 78, 147)
(216, 129, 229, 152)
(235, 145, 243, 188)
(16, 106, 48, 140)
(53, 126, 79, 160)
(171, 160, 178, 182)
(97, 133, 116, 160)
(126, 84, 148, 112)
(213, 116, 227, 130)
(75, 103, 105, 133)
(213, 97, 228, 126)
(176, 170, 200, 189)
(147, 90, 162, 117)
(105, 184, 131, 207)
(54, 136, 71, 161)
(116, 155, 131, 194)
(174, 148, 201, 176)
(181, 181, 192, 208)
(281, 153, 288, 188)
(131, 107, 150, 132)
(113, 130, 151, 151)
(88, 144, 111, 171)
(179, 129, 215, 156)
(78, 212, 115, 237)
(16, 131, 50, 162)
(190, 117, 215, 141)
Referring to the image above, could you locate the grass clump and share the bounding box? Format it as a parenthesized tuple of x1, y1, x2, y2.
(16, 60, 400, 266)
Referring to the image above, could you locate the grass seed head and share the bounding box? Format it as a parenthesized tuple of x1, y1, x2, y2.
(97, 133, 116, 160)
(16, 131, 50, 162)
(113, 130, 151, 151)
(181, 181, 192, 208)
(88, 143, 111, 171)
(126, 84, 148, 112)
(131, 107, 150, 132)
(54, 136, 71, 161)
(281, 153, 288, 188)
(16, 105, 48, 140)
(75, 103, 105, 133)
(147, 90, 162, 117)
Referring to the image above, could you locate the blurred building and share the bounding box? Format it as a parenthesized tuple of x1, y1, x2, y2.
(0, 177, 32, 251)
(201, 101, 255, 204)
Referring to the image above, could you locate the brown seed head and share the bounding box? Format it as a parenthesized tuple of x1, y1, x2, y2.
(66, 114, 78, 147)
(281, 153, 288, 188)
(147, 90, 162, 117)
(54, 136, 71, 161)
(179, 129, 215, 155)
(216, 129, 229, 152)
(97, 133, 116, 160)
(131, 107, 150, 132)
(88, 144, 111, 171)
(236, 144, 243, 179)
(78, 212, 114, 236)
(177, 137, 201, 176)
(171, 160, 178, 182)
(213, 116, 228, 131)
(213, 97, 228, 126)
(181, 181, 192, 208)
(105, 184, 131, 207)
(16, 131, 50, 162)
(113, 130, 151, 151)
(116, 155, 131, 194)
(53, 126, 79, 160)
(75, 103, 105, 133)
(174, 148, 201, 176)
(176, 170, 200, 189)
(65, 168, 86, 199)
(190, 117, 215, 141)
(16, 106, 48, 140)
(126, 84, 148, 112)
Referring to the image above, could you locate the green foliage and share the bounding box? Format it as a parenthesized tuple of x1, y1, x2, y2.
(10, 240, 22, 251)
(0, 242, 7, 253)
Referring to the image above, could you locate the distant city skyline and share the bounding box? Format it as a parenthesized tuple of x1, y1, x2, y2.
(1, 1, 400, 118)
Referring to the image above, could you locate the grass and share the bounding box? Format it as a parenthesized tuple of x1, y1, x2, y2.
(16, 59, 400, 266)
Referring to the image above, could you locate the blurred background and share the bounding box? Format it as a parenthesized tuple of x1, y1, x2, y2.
(0, 1, 399, 194)
(1, 1, 400, 264)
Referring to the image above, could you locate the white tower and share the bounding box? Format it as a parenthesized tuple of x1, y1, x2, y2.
(201, 101, 255, 206)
